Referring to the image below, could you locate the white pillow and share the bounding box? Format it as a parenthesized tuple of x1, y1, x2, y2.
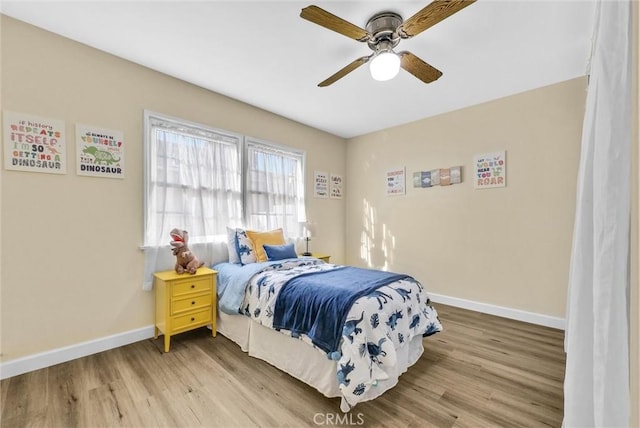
(236, 229, 257, 265)
(226, 227, 241, 264)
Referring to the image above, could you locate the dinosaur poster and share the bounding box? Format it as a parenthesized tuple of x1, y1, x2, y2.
(3, 111, 66, 174)
(76, 124, 124, 178)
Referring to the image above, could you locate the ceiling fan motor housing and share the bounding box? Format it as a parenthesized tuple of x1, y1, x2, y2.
(366, 12, 402, 52)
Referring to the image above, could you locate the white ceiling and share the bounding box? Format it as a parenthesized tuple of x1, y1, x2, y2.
(1, 1, 596, 139)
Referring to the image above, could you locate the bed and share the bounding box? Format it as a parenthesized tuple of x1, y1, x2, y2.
(212, 256, 442, 412)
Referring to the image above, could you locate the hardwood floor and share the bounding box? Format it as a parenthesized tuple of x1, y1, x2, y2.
(1, 304, 565, 427)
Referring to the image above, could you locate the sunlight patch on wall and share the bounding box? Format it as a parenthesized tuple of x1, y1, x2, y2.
(359, 198, 396, 270)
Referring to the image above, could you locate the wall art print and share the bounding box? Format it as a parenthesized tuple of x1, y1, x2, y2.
(413, 171, 433, 188)
(314, 171, 329, 198)
(413, 166, 462, 189)
(3, 111, 66, 174)
(76, 124, 124, 178)
(330, 173, 343, 199)
(386, 167, 406, 196)
(474, 151, 506, 189)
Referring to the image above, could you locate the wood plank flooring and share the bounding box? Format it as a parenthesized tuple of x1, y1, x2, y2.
(1, 304, 565, 427)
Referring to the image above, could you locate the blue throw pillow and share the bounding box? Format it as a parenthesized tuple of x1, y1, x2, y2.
(263, 243, 298, 261)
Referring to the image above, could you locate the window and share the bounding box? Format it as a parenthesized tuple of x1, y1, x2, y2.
(143, 111, 306, 248)
(244, 139, 306, 235)
(144, 112, 242, 247)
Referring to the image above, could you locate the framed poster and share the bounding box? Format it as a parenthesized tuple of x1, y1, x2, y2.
(3, 111, 66, 174)
(386, 167, 405, 196)
(314, 171, 329, 198)
(330, 173, 343, 199)
(475, 151, 506, 189)
(76, 124, 124, 178)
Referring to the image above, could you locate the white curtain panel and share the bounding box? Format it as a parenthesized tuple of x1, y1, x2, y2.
(245, 142, 306, 235)
(142, 129, 242, 290)
(563, 1, 632, 427)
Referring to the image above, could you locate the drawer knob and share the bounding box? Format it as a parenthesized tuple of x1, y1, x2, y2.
(190, 284, 195, 289)
(191, 317, 195, 322)
(191, 301, 196, 305)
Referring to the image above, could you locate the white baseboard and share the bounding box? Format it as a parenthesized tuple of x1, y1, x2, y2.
(429, 293, 566, 330)
(0, 325, 155, 380)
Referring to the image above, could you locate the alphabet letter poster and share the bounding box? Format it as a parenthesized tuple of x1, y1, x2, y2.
(3, 111, 66, 174)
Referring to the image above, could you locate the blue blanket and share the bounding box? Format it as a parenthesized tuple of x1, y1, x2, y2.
(272, 266, 410, 354)
(214, 260, 289, 314)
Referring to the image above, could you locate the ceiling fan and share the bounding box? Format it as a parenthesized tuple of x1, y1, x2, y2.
(300, 0, 476, 87)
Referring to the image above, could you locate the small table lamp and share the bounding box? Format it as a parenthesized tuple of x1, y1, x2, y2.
(301, 221, 316, 256)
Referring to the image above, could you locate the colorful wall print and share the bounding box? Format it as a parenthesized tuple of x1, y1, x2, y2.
(430, 169, 440, 186)
(330, 173, 343, 199)
(413, 166, 462, 189)
(3, 111, 66, 174)
(76, 124, 124, 178)
(421, 171, 432, 187)
(439, 168, 451, 186)
(412, 171, 422, 188)
(475, 151, 506, 189)
(450, 166, 462, 184)
(314, 171, 329, 198)
(386, 167, 406, 196)
(412, 171, 433, 188)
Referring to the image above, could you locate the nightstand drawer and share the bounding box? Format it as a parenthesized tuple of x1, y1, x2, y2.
(172, 277, 212, 297)
(172, 308, 212, 332)
(172, 293, 212, 315)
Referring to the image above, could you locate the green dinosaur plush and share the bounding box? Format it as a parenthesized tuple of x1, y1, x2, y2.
(169, 228, 204, 274)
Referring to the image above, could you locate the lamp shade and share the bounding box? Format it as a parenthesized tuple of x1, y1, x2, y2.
(302, 221, 316, 238)
(369, 51, 401, 81)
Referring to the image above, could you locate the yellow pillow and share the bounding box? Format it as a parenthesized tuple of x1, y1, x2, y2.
(246, 228, 286, 262)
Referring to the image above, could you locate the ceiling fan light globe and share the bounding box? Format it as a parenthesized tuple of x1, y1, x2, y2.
(369, 51, 400, 81)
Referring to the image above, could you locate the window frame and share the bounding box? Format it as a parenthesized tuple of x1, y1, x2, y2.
(243, 136, 307, 233)
(143, 110, 307, 247)
(143, 110, 244, 247)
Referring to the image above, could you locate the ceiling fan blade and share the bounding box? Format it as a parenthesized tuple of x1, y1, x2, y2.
(318, 56, 370, 87)
(301, 5, 369, 42)
(399, 0, 476, 38)
(399, 51, 443, 83)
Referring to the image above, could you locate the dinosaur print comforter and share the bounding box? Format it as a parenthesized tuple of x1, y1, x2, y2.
(235, 258, 442, 411)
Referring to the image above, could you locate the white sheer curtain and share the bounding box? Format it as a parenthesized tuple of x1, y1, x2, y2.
(244, 140, 306, 236)
(142, 114, 243, 290)
(563, 1, 632, 427)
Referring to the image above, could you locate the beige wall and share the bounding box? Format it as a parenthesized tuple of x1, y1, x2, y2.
(346, 77, 586, 319)
(1, 9, 638, 425)
(0, 16, 346, 360)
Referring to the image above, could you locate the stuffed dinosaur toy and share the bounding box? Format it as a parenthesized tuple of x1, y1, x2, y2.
(169, 228, 204, 274)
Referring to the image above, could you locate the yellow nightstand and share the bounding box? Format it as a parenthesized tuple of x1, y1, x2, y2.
(153, 266, 217, 352)
(300, 253, 331, 263)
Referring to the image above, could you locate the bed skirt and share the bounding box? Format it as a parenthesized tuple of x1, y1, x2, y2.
(216, 311, 425, 409)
